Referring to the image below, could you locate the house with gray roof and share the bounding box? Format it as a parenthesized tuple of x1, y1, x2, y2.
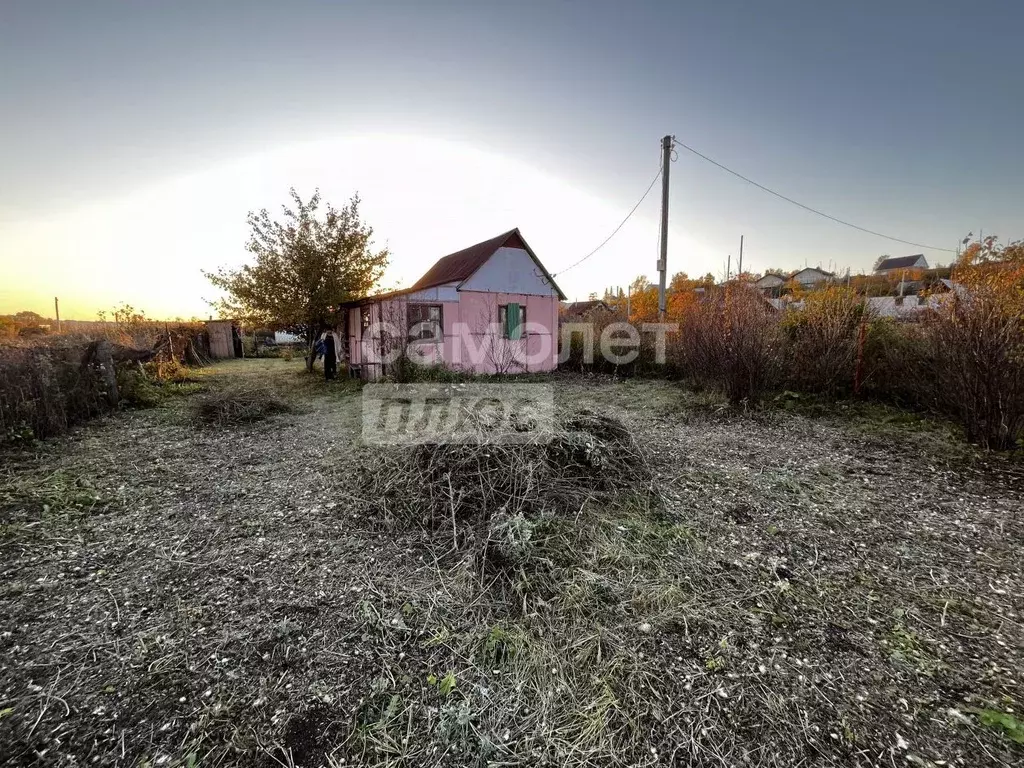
(874, 254, 929, 274)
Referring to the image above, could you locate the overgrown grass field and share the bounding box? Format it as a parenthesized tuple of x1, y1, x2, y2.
(1, 359, 1021, 767)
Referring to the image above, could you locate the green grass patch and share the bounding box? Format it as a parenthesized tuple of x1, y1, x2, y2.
(969, 708, 1024, 745)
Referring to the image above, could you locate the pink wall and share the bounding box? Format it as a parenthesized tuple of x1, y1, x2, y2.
(453, 291, 558, 373)
(347, 291, 559, 376)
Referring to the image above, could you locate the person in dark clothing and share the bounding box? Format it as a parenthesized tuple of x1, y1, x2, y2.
(323, 331, 337, 380)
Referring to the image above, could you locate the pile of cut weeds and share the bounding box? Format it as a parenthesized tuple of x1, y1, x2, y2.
(357, 408, 654, 531)
(339, 409, 707, 766)
(189, 384, 290, 426)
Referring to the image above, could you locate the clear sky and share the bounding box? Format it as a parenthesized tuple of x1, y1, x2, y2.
(1, 0, 1021, 319)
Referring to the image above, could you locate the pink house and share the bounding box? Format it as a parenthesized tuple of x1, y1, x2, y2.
(342, 229, 566, 379)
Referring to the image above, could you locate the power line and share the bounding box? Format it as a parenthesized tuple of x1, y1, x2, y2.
(671, 137, 957, 253)
(554, 167, 663, 275)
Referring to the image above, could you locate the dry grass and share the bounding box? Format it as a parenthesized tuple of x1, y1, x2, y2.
(336, 384, 1024, 767)
(0, 363, 1021, 767)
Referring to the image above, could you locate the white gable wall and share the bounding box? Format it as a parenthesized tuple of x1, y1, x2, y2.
(458, 247, 559, 296)
(792, 268, 830, 286)
(756, 274, 786, 288)
(404, 282, 460, 302)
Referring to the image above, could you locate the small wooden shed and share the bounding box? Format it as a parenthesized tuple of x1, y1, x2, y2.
(205, 320, 243, 359)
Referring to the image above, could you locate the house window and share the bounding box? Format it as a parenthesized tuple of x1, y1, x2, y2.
(499, 303, 526, 340)
(408, 304, 443, 342)
(361, 307, 372, 329)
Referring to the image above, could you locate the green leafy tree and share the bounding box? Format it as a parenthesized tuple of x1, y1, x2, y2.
(205, 189, 389, 370)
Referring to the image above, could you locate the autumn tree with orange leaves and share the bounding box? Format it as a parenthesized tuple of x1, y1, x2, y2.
(952, 235, 1024, 314)
(920, 235, 1024, 449)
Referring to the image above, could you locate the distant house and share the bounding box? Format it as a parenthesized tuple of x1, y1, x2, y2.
(894, 279, 923, 296)
(790, 267, 834, 288)
(936, 278, 968, 298)
(753, 273, 787, 297)
(866, 295, 943, 319)
(561, 299, 613, 318)
(867, 296, 915, 319)
(753, 267, 833, 294)
(875, 254, 929, 274)
(341, 229, 565, 379)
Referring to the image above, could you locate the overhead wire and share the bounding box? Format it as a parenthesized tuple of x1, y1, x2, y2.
(670, 137, 957, 253)
(554, 167, 663, 276)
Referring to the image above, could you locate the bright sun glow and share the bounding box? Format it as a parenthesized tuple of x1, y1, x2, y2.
(0, 136, 716, 320)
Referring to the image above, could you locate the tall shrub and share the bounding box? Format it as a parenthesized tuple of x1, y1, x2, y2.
(918, 238, 1024, 449)
(558, 311, 668, 377)
(781, 286, 869, 396)
(858, 317, 930, 407)
(676, 285, 782, 404)
(920, 291, 1024, 449)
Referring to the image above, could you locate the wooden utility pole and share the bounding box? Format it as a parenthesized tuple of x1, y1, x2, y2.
(726, 254, 731, 283)
(738, 235, 744, 278)
(657, 135, 672, 320)
(54, 296, 61, 334)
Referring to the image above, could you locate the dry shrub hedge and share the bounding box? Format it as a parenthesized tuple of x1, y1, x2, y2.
(781, 286, 868, 396)
(561, 288, 785, 400)
(673, 285, 783, 404)
(0, 342, 116, 442)
(558, 271, 1024, 448)
(858, 316, 929, 405)
(918, 290, 1024, 449)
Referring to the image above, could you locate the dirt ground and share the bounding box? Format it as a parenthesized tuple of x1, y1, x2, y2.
(1, 359, 1022, 767)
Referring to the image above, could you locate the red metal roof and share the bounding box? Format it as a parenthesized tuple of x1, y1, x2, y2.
(410, 228, 565, 299)
(411, 229, 518, 290)
(343, 228, 565, 306)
